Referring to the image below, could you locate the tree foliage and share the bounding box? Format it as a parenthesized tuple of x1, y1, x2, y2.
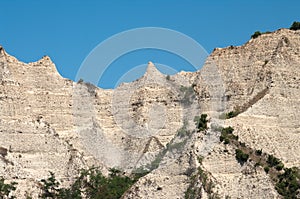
(220, 126, 238, 144)
(251, 31, 262, 39)
(194, 114, 208, 131)
(0, 177, 17, 199)
(39, 168, 139, 199)
(290, 21, 300, 30)
(276, 167, 300, 198)
(225, 110, 239, 119)
(235, 149, 249, 164)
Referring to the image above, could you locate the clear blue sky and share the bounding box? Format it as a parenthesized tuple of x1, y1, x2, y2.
(1, 0, 299, 88)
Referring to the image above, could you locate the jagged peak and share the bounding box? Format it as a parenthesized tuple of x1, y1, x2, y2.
(146, 61, 160, 74)
(144, 61, 164, 78)
(41, 55, 51, 61)
(34, 55, 53, 64)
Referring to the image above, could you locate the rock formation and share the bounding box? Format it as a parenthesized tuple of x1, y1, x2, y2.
(0, 28, 299, 198)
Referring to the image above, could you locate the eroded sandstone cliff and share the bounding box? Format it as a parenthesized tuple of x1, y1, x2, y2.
(0, 28, 299, 198)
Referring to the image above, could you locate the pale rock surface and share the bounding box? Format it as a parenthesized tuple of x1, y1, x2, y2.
(124, 29, 299, 198)
(0, 29, 299, 198)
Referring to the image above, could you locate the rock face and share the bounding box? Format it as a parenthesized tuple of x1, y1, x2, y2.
(0, 28, 299, 198)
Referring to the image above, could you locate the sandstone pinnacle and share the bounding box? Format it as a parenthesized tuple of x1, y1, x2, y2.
(145, 61, 162, 76)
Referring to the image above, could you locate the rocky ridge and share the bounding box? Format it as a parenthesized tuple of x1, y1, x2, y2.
(0, 28, 299, 198)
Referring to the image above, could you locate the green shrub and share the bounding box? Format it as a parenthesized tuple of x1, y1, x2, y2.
(197, 156, 204, 164)
(239, 142, 246, 147)
(194, 114, 208, 131)
(276, 162, 284, 171)
(77, 78, 84, 84)
(40, 172, 60, 198)
(220, 126, 238, 144)
(40, 168, 140, 199)
(221, 126, 234, 134)
(290, 21, 300, 30)
(254, 162, 261, 167)
(166, 75, 170, 80)
(224, 138, 230, 145)
(225, 111, 239, 119)
(255, 149, 262, 156)
(276, 167, 300, 198)
(219, 135, 225, 142)
(0, 177, 17, 198)
(235, 149, 249, 164)
(251, 31, 262, 39)
(264, 166, 270, 174)
(267, 154, 281, 167)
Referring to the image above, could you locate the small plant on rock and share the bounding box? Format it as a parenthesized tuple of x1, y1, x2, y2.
(290, 21, 300, 30)
(255, 149, 262, 156)
(225, 110, 239, 119)
(194, 114, 208, 131)
(235, 149, 249, 164)
(251, 31, 262, 39)
(0, 177, 17, 199)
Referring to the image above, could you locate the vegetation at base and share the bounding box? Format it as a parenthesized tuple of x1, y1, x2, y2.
(194, 114, 208, 131)
(0, 177, 17, 199)
(40, 172, 60, 198)
(39, 168, 141, 199)
(290, 21, 300, 30)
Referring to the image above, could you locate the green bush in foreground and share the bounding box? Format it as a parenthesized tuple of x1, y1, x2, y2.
(40, 168, 140, 199)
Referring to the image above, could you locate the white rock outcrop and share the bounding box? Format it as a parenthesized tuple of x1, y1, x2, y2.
(0, 29, 299, 198)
